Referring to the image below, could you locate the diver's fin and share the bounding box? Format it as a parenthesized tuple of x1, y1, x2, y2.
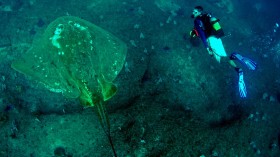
(238, 70, 247, 98)
(231, 53, 257, 70)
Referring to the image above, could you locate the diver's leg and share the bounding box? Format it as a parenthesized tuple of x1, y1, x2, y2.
(224, 56, 247, 98)
(220, 56, 241, 72)
(207, 36, 227, 63)
(229, 57, 247, 98)
(227, 57, 241, 72)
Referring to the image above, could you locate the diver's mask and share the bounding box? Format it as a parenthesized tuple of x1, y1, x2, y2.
(191, 10, 200, 18)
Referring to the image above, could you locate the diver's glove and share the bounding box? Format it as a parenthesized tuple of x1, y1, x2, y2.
(190, 29, 198, 37)
(207, 47, 213, 56)
(238, 69, 247, 98)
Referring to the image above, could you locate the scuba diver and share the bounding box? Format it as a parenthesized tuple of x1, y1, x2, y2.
(190, 6, 257, 98)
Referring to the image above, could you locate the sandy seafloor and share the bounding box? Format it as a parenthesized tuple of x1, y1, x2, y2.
(0, 0, 280, 156)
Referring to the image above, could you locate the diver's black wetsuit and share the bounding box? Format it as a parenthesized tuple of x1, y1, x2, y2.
(194, 13, 224, 48)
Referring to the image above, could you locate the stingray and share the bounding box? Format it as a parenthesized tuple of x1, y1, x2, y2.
(12, 16, 127, 156)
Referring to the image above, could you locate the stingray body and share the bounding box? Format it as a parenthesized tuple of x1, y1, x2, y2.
(12, 16, 127, 107)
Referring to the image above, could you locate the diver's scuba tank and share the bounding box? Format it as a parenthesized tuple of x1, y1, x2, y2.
(212, 20, 222, 31)
(210, 18, 225, 38)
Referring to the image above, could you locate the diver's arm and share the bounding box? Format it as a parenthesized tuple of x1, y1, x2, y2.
(194, 20, 208, 48)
